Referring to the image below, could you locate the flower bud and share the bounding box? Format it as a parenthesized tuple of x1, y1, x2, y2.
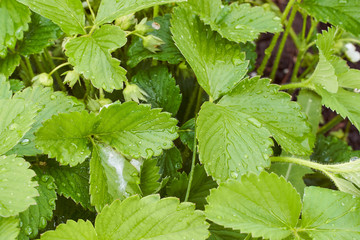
(63, 70, 80, 88)
(115, 14, 137, 30)
(142, 35, 165, 53)
(135, 18, 152, 35)
(123, 83, 148, 103)
(32, 73, 53, 87)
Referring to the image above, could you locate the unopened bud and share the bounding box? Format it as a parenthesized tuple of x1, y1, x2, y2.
(135, 18, 152, 35)
(142, 35, 165, 53)
(115, 14, 137, 30)
(32, 73, 53, 87)
(123, 83, 148, 103)
(63, 70, 79, 88)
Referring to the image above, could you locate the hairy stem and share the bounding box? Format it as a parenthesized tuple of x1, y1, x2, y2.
(317, 115, 344, 135)
(185, 127, 197, 202)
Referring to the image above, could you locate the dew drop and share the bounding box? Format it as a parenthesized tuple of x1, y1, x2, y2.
(20, 138, 30, 145)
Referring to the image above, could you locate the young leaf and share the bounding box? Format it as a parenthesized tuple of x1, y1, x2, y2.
(139, 158, 161, 196)
(300, 187, 360, 239)
(18, 170, 57, 240)
(171, 6, 249, 100)
(65, 25, 127, 92)
(16, 0, 86, 35)
(208, 223, 249, 240)
(187, 0, 282, 43)
(40, 219, 97, 240)
(19, 14, 62, 56)
(0, 74, 11, 99)
(95, 195, 209, 239)
(205, 172, 301, 240)
(127, 14, 183, 67)
(0, 0, 30, 58)
(300, 0, 360, 37)
(0, 99, 37, 155)
(9, 86, 85, 156)
(95, 102, 178, 159)
(132, 65, 182, 115)
(197, 78, 313, 181)
(0, 155, 38, 217)
(95, 0, 186, 25)
(179, 118, 195, 150)
(0, 53, 20, 78)
(166, 165, 217, 210)
(0, 217, 19, 240)
(45, 160, 91, 209)
(35, 111, 97, 166)
(157, 147, 183, 178)
(90, 143, 141, 212)
(297, 89, 322, 135)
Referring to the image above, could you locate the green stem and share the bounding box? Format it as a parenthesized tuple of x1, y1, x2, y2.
(153, 5, 159, 18)
(257, 0, 298, 75)
(340, 38, 360, 45)
(317, 115, 344, 135)
(32, 55, 45, 73)
(244, 234, 252, 240)
(44, 50, 67, 92)
(183, 84, 199, 122)
(86, 0, 96, 21)
(271, 157, 326, 172)
(270, 5, 298, 80)
(279, 80, 310, 90)
(24, 57, 35, 79)
(48, 62, 71, 77)
(185, 126, 197, 202)
(19, 59, 32, 86)
(305, 18, 317, 43)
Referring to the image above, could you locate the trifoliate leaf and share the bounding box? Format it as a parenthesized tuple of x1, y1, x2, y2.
(65, 25, 127, 92)
(157, 147, 183, 178)
(0, 74, 11, 99)
(40, 219, 97, 240)
(300, 0, 360, 37)
(208, 223, 247, 240)
(197, 77, 313, 181)
(171, 6, 249, 100)
(187, 0, 282, 43)
(95, 102, 178, 159)
(166, 165, 217, 210)
(9, 86, 85, 156)
(35, 111, 97, 166)
(0, 53, 20, 78)
(0, 99, 37, 155)
(16, 0, 86, 35)
(297, 89, 322, 135)
(179, 118, 195, 150)
(95, 0, 186, 25)
(127, 14, 183, 67)
(95, 195, 209, 239)
(0, 155, 38, 217)
(19, 14, 62, 56)
(299, 187, 360, 239)
(0, 217, 19, 240)
(45, 160, 91, 209)
(18, 169, 57, 240)
(140, 158, 161, 196)
(90, 143, 141, 212)
(269, 163, 313, 196)
(0, 0, 30, 58)
(132, 65, 182, 115)
(205, 172, 301, 240)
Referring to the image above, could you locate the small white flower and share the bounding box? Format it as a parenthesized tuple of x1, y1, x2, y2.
(345, 43, 360, 63)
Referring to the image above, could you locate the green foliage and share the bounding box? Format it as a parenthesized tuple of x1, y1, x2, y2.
(157, 147, 183, 178)
(0, 216, 19, 240)
(0, 53, 20, 78)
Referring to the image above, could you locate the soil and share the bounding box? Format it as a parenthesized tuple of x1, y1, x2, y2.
(255, 0, 360, 150)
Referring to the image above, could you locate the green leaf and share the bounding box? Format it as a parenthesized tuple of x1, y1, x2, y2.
(300, 187, 360, 239)
(0, 53, 20, 78)
(95, 0, 186, 25)
(179, 118, 195, 150)
(127, 14, 183, 67)
(297, 89, 322, 135)
(65, 25, 127, 92)
(18, 169, 57, 240)
(16, 0, 86, 35)
(171, 6, 249, 100)
(0, 0, 30, 58)
(9, 79, 25, 92)
(140, 158, 161, 196)
(205, 172, 301, 240)
(95, 102, 178, 159)
(166, 165, 217, 210)
(0, 155, 38, 217)
(187, 0, 282, 43)
(269, 163, 313, 196)
(40, 219, 97, 240)
(300, 0, 360, 37)
(45, 160, 91, 209)
(0, 216, 19, 240)
(95, 195, 209, 239)
(0, 74, 11, 99)
(9, 86, 85, 156)
(337, 68, 360, 89)
(19, 14, 62, 56)
(197, 78, 313, 181)
(132, 65, 182, 115)
(157, 147, 182, 178)
(0, 99, 37, 155)
(208, 223, 247, 240)
(90, 143, 141, 212)
(35, 111, 97, 166)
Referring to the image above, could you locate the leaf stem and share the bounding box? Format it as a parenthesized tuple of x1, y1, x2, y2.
(44, 50, 67, 92)
(24, 57, 35, 79)
(279, 80, 310, 90)
(270, 157, 325, 172)
(317, 115, 344, 135)
(86, 0, 96, 22)
(48, 62, 71, 77)
(185, 126, 197, 202)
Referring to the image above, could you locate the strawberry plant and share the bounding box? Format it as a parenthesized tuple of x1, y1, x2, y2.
(1, 0, 360, 239)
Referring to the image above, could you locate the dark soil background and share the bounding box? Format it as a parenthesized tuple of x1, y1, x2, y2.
(256, 0, 360, 150)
